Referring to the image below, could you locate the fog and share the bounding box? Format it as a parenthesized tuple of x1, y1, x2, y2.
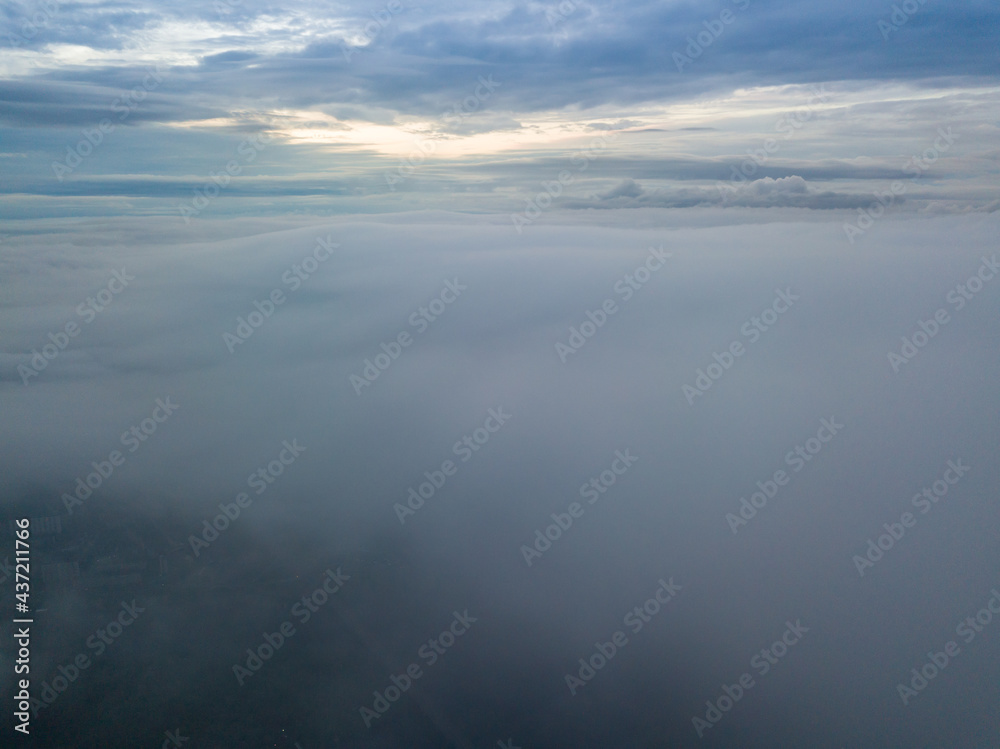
(2, 207, 998, 746)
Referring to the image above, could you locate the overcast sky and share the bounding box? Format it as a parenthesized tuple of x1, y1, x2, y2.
(1, 2, 999, 748)
(2, 0, 999, 217)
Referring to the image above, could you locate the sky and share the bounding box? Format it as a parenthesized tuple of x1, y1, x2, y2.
(1, 2, 999, 748)
(1, 0, 999, 218)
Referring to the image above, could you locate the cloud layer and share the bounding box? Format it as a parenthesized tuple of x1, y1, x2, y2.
(2, 210, 999, 746)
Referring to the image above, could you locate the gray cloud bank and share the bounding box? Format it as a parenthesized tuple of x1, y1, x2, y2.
(1, 208, 998, 746)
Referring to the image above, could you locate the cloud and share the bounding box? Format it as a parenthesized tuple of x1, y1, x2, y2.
(2, 0, 998, 128)
(2, 210, 999, 745)
(2, 1, 999, 745)
(745, 175, 808, 196)
(561, 176, 903, 211)
(599, 177, 645, 199)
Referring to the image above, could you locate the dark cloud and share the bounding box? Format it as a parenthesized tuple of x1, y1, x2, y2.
(1, 0, 998, 129)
